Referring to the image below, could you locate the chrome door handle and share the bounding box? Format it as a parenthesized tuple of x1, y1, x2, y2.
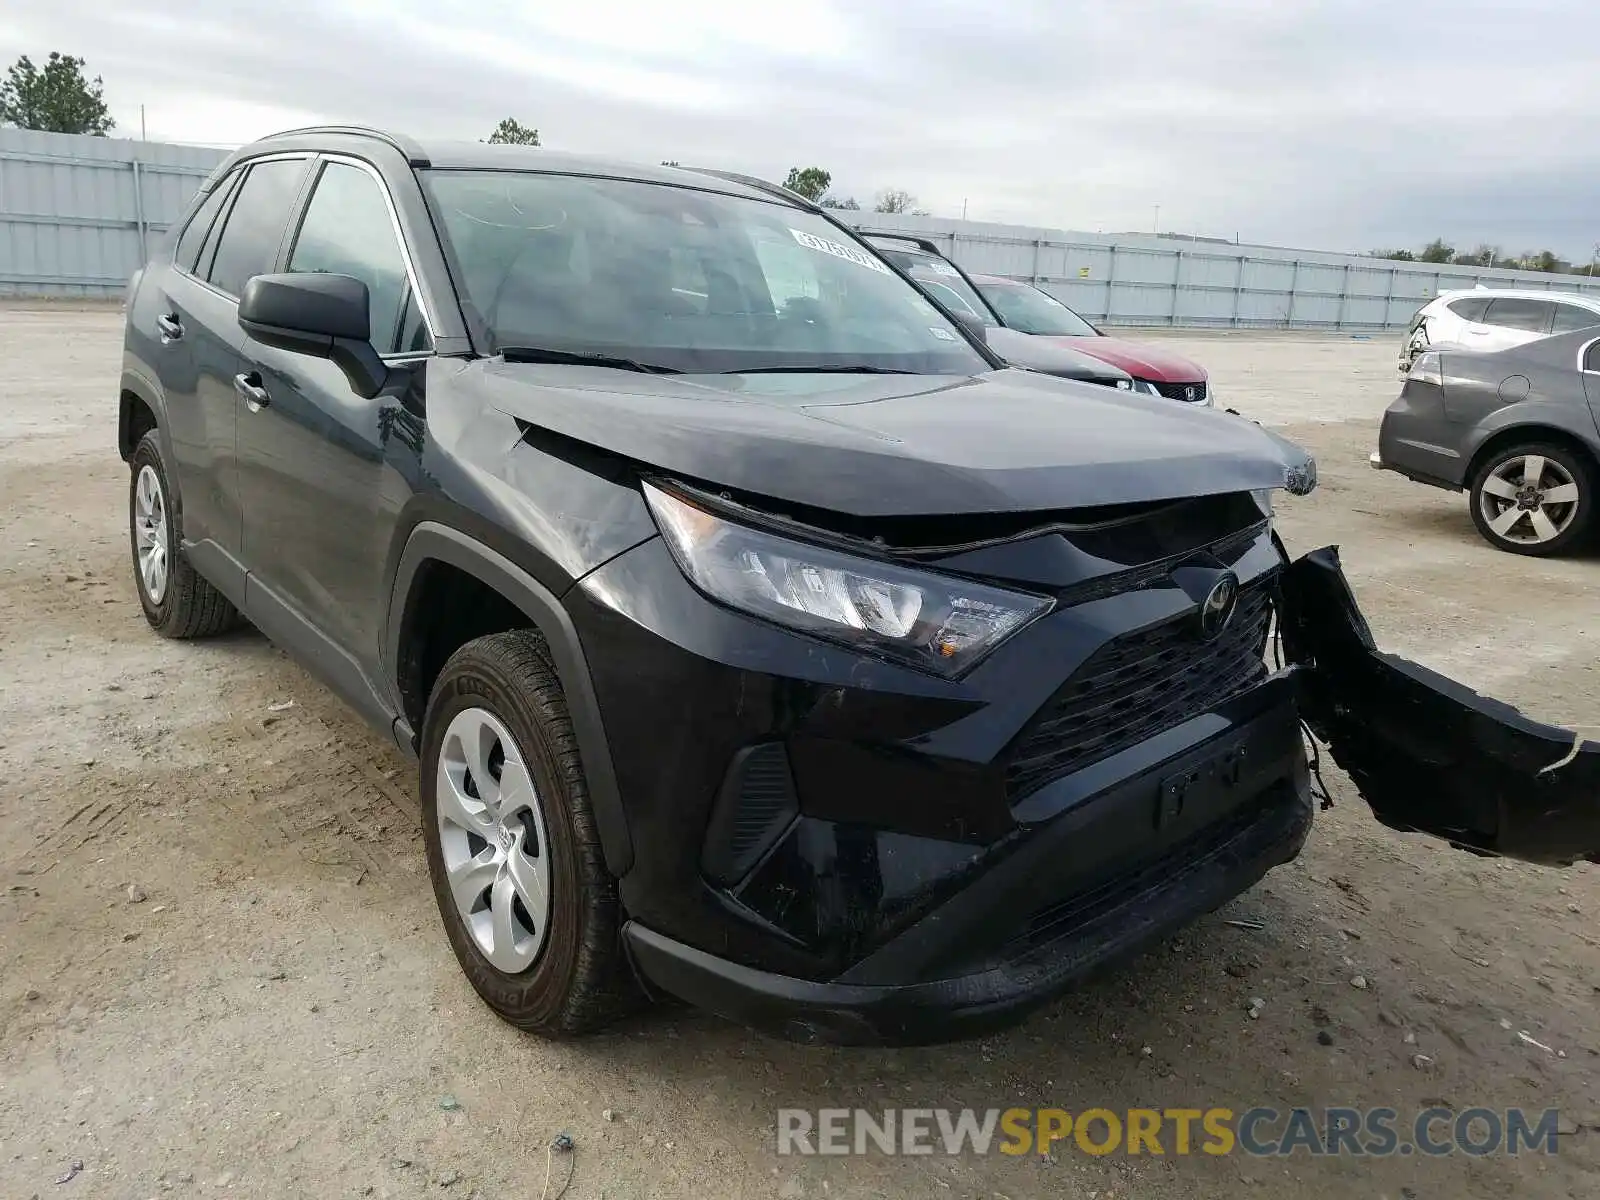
(233, 371, 270, 412)
(156, 313, 183, 343)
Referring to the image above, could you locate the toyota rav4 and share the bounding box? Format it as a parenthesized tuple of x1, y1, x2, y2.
(118, 127, 1600, 1045)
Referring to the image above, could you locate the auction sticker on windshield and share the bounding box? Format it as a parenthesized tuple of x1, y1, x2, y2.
(790, 229, 891, 275)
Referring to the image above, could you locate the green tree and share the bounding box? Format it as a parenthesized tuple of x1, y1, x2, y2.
(821, 195, 860, 210)
(874, 188, 917, 214)
(0, 52, 114, 135)
(1372, 248, 1415, 261)
(781, 166, 831, 201)
(1533, 250, 1560, 272)
(1417, 238, 1454, 264)
(485, 117, 539, 145)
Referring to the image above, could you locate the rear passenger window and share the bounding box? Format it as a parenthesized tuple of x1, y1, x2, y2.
(174, 174, 236, 274)
(1551, 303, 1600, 333)
(1445, 297, 1490, 322)
(206, 158, 310, 298)
(288, 160, 427, 354)
(1483, 297, 1553, 333)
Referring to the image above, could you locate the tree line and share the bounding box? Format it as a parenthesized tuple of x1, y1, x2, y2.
(1373, 238, 1595, 276)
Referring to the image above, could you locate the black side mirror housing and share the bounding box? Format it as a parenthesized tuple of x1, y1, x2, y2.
(951, 308, 989, 345)
(238, 273, 389, 399)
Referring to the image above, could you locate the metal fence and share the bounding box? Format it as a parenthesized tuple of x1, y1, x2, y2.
(5, 128, 1600, 326)
(841, 213, 1600, 331)
(0, 128, 226, 299)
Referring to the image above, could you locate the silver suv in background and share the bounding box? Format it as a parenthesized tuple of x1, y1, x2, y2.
(1400, 288, 1600, 371)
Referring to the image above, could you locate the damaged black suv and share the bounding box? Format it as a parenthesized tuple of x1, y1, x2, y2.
(119, 127, 1600, 1045)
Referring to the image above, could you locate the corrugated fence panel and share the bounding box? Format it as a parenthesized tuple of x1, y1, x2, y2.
(6, 131, 1600, 323)
(846, 212, 1600, 329)
(0, 128, 226, 298)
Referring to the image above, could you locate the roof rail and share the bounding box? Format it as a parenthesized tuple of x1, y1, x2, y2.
(257, 125, 431, 168)
(854, 229, 946, 258)
(678, 167, 819, 212)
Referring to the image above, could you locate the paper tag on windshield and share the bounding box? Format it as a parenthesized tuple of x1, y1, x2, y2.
(790, 229, 891, 275)
(926, 261, 959, 276)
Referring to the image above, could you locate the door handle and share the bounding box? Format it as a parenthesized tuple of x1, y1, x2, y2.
(233, 371, 270, 412)
(156, 313, 183, 343)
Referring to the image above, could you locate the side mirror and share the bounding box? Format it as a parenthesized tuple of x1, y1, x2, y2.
(238, 273, 389, 399)
(951, 308, 989, 345)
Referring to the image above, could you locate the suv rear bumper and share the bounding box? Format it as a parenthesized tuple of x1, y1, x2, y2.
(625, 760, 1311, 1046)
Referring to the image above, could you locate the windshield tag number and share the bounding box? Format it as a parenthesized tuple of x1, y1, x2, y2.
(790, 229, 891, 275)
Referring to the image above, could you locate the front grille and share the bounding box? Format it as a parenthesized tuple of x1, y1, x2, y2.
(1148, 380, 1208, 403)
(1005, 579, 1275, 799)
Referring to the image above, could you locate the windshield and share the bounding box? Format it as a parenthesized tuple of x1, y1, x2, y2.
(423, 171, 989, 375)
(977, 282, 1099, 337)
(874, 247, 994, 322)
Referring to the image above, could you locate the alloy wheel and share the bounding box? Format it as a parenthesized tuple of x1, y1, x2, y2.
(435, 706, 553, 973)
(133, 464, 170, 604)
(1477, 454, 1581, 545)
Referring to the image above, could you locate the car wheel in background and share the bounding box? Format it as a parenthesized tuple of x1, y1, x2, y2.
(420, 629, 638, 1036)
(128, 431, 242, 637)
(1468, 442, 1595, 557)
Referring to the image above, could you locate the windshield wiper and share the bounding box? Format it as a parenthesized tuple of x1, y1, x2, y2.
(725, 364, 920, 375)
(499, 346, 682, 374)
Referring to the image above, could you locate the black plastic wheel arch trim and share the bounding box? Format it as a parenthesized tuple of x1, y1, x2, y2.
(385, 522, 634, 877)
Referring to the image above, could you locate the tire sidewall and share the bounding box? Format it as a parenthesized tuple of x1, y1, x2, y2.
(128, 434, 177, 626)
(420, 655, 592, 1025)
(1469, 443, 1594, 557)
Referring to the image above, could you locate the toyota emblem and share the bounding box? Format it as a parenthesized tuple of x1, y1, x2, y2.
(1198, 574, 1239, 640)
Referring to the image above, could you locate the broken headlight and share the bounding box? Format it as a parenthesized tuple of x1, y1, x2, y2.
(644, 483, 1052, 677)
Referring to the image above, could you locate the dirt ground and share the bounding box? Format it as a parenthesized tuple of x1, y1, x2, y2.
(3, 307, 1599, 1200)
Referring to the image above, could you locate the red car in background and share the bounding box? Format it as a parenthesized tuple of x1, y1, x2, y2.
(972, 275, 1213, 405)
(859, 231, 1213, 405)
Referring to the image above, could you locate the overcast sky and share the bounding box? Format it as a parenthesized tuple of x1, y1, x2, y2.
(3, 0, 1595, 258)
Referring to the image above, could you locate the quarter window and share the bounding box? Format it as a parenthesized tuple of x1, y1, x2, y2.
(288, 161, 427, 354)
(1445, 297, 1490, 322)
(1586, 341, 1600, 372)
(1551, 303, 1600, 333)
(1483, 297, 1553, 334)
(206, 158, 311, 298)
(174, 173, 237, 275)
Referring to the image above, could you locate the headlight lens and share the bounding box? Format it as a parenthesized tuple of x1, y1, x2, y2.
(644, 483, 1052, 677)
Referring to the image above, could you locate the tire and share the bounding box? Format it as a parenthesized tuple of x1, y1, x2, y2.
(128, 431, 242, 637)
(420, 629, 637, 1035)
(1468, 441, 1595, 557)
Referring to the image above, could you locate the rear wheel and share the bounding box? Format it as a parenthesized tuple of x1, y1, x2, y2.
(420, 629, 637, 1035)
(1468, 442, 1594, 557)
(128, 431, 241, 637)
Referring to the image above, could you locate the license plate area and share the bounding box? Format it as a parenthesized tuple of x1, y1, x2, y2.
(1157, 735, 1252, 831)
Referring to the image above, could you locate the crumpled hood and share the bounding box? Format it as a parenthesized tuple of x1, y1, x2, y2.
(1043, 335, 1208, 383)
(473, 361, 1313, 517)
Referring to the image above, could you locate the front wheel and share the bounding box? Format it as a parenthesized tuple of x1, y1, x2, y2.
(420, 629, 637, 1035)
(1468, 442, 1595, 557)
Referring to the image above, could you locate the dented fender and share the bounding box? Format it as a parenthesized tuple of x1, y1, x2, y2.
(1279, 546, 1600, 866)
